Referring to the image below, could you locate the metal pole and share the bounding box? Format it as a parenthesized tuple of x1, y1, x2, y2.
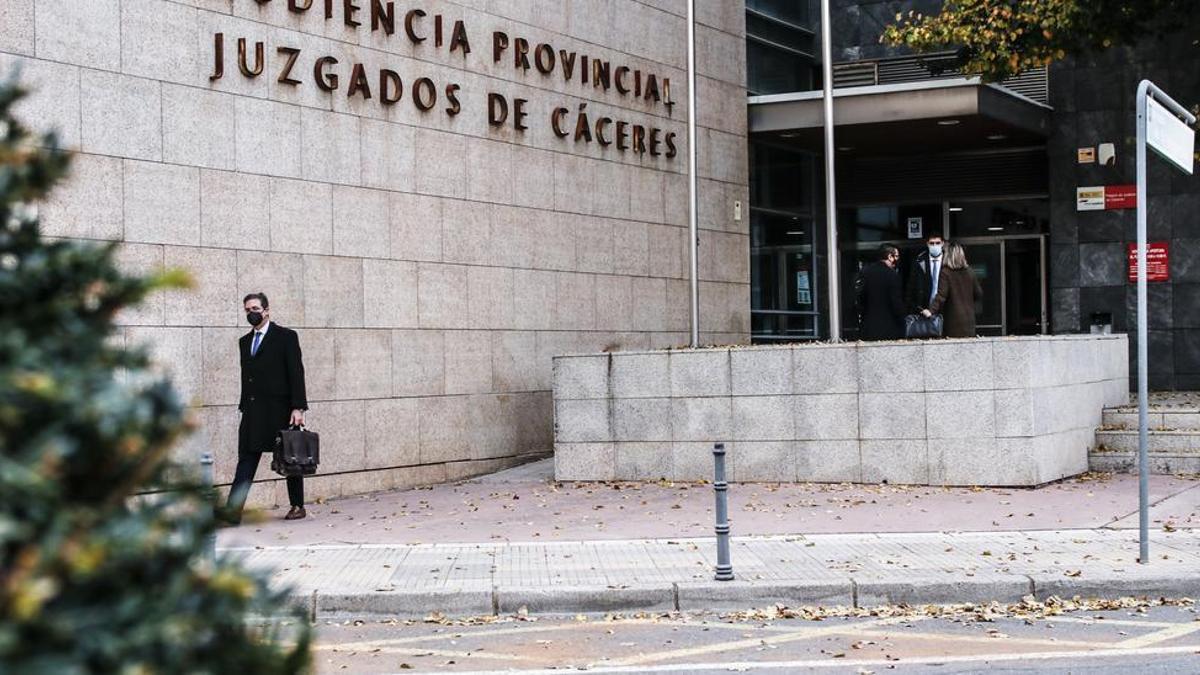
(686, 0, 701, 348)
(200, 451, 216, 563)
(1135, 80, 1149, 564)
(1133, 80, 1195, 564)
(819, 0, 841, 341)
(712, 443, 733, 581)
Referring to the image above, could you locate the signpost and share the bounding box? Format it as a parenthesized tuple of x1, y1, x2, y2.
(1134, 81, 1195, 564)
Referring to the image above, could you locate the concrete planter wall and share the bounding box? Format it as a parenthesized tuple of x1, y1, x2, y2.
(552, 335, 1129, 486)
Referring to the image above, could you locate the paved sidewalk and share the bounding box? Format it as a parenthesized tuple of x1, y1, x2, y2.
(218, 459, 1200, 548)
(226, 528, 1200, 619)
(217, 460, 1200, 618)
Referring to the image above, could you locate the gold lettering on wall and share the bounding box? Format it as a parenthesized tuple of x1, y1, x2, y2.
(209, 2, 681, 159)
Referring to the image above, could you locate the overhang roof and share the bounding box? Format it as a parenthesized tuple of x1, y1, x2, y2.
(749, 78, 1053, 154)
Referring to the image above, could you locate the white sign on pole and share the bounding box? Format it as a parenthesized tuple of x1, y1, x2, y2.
(1147, 97, 1195, 175)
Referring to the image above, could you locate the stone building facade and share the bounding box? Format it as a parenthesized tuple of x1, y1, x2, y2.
(0, 0, 750, 504)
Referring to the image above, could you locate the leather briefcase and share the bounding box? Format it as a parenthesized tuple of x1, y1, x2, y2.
(904, 314, 944, 339)
(271, 425, 320, 477)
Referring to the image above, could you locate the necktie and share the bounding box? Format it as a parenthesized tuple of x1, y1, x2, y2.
(929, 259, 940, 306)
(251, 331, 262, 356)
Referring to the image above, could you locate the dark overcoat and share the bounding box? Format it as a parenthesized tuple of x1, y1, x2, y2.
(238, 323, 307, 455)
(928, 267, 984, 338)
(906, 251, 936, 313)
(858, 261, 907, 341)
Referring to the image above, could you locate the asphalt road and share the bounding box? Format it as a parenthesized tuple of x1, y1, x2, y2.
(308, 602, 1200, 674)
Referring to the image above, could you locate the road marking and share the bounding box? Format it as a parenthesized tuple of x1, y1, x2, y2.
(1115, 620, 1200, 649)
(436, 644, 1200, 674)
(1048, 615, 1181, 629)
(313, 621, 607, 652)
(852, 627, 1104, 650)
(324, 645, 535, 662)
(312, 617, 740, 653)
(606, 615, 927, 666)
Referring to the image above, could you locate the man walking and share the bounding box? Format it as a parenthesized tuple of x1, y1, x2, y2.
(218, 292, 308, 524)
(906, 233, 945, 314)
(856, 244, 907, 341)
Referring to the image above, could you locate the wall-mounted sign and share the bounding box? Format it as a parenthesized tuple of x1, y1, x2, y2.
(1128, 242, 1170, 282)
(1077, 147, 1095, 164)
(1147, 97, 1196, 174)
(1104, 184, 1137, 209)
(796, 270, 811, 305)
(906, 216, 923, 239)
(1076, 184, 1137, 211)
(1076, 186, 1105, 211)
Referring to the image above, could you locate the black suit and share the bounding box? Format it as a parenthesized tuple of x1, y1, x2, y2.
(858, 261, 907, 341)
(906, 251, 938, 313)
(227, 322, 308, 515)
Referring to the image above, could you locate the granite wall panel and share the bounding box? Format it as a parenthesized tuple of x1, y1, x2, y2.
(555, 336, 1128, 485)
(4, 0, 749, 505)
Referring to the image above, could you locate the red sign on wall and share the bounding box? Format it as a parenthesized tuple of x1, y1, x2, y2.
(1105, 184, 1138, 210)
(1128, 242, 1170, 282)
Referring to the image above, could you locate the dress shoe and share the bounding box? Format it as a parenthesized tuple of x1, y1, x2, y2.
(284, 506, 307, 520)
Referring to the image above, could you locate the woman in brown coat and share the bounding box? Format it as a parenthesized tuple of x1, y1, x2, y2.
(922, 242, 982, 338)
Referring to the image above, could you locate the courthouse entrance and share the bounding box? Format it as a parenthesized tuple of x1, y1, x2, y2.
(748, 74, 1054, 342)
(833, 197, 1048, 340)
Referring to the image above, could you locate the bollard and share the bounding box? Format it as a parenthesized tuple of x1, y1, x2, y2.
(712, 443, 734, 581)
(200, 451, 216, 563)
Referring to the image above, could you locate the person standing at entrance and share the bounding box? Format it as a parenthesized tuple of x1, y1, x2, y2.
(906, 233, 945, 314)
(218, 293, 309, 524)
(857, 244, 907, 341)
(922, 242, 983, 338)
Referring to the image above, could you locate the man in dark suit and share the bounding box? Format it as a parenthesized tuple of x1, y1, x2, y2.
(218, 292, 308, 524)
(905, 232, 945, 314)
(856, 244, 907, 341)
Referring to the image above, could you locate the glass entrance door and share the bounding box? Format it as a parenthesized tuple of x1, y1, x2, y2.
(960, 242, 1003, 336)
(959, 236, 1047, 336)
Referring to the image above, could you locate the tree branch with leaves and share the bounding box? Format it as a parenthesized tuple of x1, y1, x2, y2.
(882, 0, 1199, 82)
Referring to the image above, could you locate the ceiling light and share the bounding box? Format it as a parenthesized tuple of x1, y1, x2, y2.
(948, 206, 964, 212)
(937, 119, 961, 126)
(987, 226, 1005, 231)
(837, 146, 853, 151)
(779, 132, 800, 138)
(786, 230, 805, 235)
(987, 133, 1007, 140)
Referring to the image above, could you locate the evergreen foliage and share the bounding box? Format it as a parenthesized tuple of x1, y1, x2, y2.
(0, 75, 311, 673)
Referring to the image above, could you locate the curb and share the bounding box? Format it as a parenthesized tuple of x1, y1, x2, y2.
(290, 572, 1200, 620)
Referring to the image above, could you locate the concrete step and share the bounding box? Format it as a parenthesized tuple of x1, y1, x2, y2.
(1090, 429, 1200, 475)
(1101, 408, 1200, 431)
(1093, 429, 1200, 453)
(1089, 452, 1200, 475)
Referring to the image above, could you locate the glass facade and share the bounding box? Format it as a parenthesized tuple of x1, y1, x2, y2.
(745, 0, 818, 95)
(746, 5, 1053, 343)
(749, 141, 822, 341)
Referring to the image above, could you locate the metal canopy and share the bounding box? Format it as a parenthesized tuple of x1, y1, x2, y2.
(749, 79, 1052, 154)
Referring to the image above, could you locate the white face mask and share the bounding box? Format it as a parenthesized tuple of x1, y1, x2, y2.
(928, 244, 943, 258)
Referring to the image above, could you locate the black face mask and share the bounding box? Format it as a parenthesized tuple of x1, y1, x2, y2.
(246, 311, 264, 326)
